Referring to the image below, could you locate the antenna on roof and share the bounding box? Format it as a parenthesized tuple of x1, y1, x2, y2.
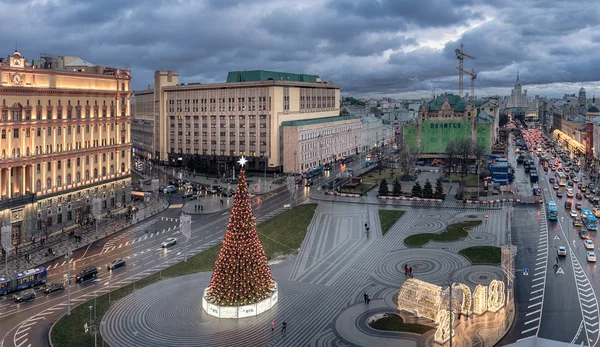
(15, 42, 17, 52)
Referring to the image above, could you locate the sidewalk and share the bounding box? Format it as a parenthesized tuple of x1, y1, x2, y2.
(4, 198, 168, 276)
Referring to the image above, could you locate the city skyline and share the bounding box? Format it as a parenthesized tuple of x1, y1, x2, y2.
(2, 0, 599, 99)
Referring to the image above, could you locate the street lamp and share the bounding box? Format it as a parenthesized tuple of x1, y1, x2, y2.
(65, 250, 72, 315)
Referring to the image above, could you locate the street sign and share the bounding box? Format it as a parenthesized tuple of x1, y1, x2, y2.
(523, 267, 529, 276)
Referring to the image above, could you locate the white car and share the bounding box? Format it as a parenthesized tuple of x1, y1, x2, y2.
(570, 210, 578, 218)
(558, 246, 567, 256)
(161, 237, 177, 248)
(567, 189, 574, 198)
(584, 240, 595, 250)
(587, 251, 597, 262)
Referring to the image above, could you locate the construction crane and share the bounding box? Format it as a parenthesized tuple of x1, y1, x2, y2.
(455, 44, 475, 97)
(456, 67, 477, 101)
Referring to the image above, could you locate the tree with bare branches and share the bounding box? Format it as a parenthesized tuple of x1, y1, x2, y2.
(445, 140, 459, 175)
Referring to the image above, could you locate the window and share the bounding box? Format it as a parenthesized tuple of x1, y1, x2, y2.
(47, 127, 52, 136)
(37, 128, 41, 136)
(35, 179, 41, 192)
(57, 175, 62, 186)
(13, 129, 19, 138)
(1, 130, 5, 139)
(47, 162, 51, 172)
(66, 174, 71, 185)
(76, 172, 81, 183)
(46, 178, 52, 190)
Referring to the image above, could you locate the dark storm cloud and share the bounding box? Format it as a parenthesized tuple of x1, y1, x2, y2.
(2, 0, 600, 97)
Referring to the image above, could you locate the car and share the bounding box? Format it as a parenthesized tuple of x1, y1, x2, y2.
(76, 267, 99, 283)
(588, 251, 597, 262)
(189, 194, 199, 200)
(584, 239, 595, 250)
(558, 246, 567, 256)
(574, 217, 583, 227)
(107, 258, 126, 271)
(573, 177, 579, 183)
(543, 166, 549, 172)
(581, 186, 587, 192)
(43, 282, 65, 294)
(556, 191, 563, 198)
(182, 192, 194, 199)
(549, 178, 556, 184)
(585, 193, 592, 199)
(567, 189, 574, 197)
(568, 181, 574, 187)
(580, 229, 590, 239)
(305, 180, 314, 187)
(590, 183, 596, 189)
(577, 193, 583, 200)
(553, 184, 560, 190)
(161, 237, 177, 248)
(576, 202, 583, 210)
(14, 290, 35, 303)
(570, 210, 578, 218)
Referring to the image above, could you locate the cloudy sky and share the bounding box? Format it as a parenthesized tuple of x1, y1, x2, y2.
(3, 0, 600, 99)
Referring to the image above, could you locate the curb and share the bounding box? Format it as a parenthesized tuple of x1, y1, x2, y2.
(377, 196, 443, 203)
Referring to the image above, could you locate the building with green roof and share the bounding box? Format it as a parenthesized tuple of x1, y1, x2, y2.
(226, 70, 321, 83)
(403, 94, 500, 156)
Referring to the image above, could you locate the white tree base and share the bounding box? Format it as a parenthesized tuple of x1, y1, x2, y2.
(202, 282, 278, 319)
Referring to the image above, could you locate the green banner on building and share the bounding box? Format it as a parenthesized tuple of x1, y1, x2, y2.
(420, 120, 472, 153)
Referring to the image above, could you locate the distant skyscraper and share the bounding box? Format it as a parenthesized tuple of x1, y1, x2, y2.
(509, 72, 527, 108)
(579, 87, 587, 107)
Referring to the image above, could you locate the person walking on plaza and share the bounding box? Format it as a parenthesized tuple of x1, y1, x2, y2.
(409, 266, 413, 278)
(363, 292, 368, 303)
(271, 321, 275, 332)
(404, 264, 408, 277)
(281, 321, 287, 334)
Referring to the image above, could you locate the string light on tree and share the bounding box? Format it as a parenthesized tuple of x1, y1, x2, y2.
(204, 160, 276, 307)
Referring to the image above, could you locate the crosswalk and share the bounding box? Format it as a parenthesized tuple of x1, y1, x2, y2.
(101, 229, 174, 254)
(520, 207, 548, 338)
(160, 217, 178, 222)
(101, 219, 159, 253)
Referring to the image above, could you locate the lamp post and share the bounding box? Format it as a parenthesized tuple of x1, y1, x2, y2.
(66, 250, 72, 315)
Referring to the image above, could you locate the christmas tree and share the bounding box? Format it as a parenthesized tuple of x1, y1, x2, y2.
(206, 157, 276, 306)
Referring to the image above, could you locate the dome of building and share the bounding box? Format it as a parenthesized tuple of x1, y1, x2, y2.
(580, 87, 586, 93)
(588, 105, 600, 113)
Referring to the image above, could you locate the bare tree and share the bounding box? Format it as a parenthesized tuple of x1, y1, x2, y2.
(397, 147, 421, 179)
(472, 143, 486, 174)
(456, 139, 473, 183)
(445, 140, 458, 175)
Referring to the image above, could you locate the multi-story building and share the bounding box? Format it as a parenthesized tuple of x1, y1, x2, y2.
(403, 94, 499, 157)
(281, 115, 361, 173)
(509, 73, 527, 108)
(134, 70, 341, 174)
(0, 50, 131, 248)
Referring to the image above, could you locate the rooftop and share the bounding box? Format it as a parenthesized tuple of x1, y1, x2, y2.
(426, 93, 468, 112)
(226, 70, 321, 83)
(281, 115, 357, 127)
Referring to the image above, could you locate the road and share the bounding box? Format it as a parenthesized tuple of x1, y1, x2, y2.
(0, 155, 371, 347)
(506, 133, 600, 346)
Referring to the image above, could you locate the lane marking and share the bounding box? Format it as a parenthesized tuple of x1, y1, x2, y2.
(526, 309, 541, 316)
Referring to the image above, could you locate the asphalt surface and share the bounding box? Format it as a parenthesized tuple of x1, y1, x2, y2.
(0, 156, 369, 347)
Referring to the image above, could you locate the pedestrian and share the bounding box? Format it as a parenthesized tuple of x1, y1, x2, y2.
(220, 199, 224, 206)
(281, 321, 287, 334)
(201, 205, 204, 212)
(404, 264, 408, 276)
(363, 292, 368, 303)
(367, 295, 371, 304)
(195, 205, 197, 212)
(409, 266, 413, 277)
(271, 321, 275, 332)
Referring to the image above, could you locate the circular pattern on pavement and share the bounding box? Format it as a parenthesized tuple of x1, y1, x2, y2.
(407, 220, 445, 234)
(371, 249, 471, 287)
(451, 265, 504, 288)
(418, 211, 453, 220)
(465, 232, 496, 245)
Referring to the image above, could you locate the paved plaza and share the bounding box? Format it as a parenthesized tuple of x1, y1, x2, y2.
(101, 202, 510, 347)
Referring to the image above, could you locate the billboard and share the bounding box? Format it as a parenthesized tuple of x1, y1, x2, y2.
(476, 123, 491, 153)
(403, 124, 418, 150)
(420, 120, 472, 153)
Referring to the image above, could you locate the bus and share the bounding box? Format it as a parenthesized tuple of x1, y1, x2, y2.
(341, 155, 355, 164)
(557, 172, 568, 187)
(0, 267, 47, 296)
(304, 166, 324, 179)
(582, 208, 598, 231)
(547, 200, 558, 221)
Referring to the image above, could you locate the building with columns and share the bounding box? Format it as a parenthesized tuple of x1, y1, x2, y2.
(0, 50, 132, 248)
(133, 70, 341, 174)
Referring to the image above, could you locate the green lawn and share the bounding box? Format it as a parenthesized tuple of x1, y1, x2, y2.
(403, 220, 482, 247)
(369, 313, 433, 334)
(51, 204, 317, 347)
(378, 210, 406, 236)
(449, 174, 480, 187)
(361, 168, 405, 185)
(339, 183, 377, 195)
(131, 170, 144, 183)
(458, 246, 502, 264)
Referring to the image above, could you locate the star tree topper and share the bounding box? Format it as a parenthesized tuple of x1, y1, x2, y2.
(238, 155, 248, 167)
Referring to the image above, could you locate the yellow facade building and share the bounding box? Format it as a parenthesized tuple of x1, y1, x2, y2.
(0, 51, 132, 248)
(133, 70, 341, 173)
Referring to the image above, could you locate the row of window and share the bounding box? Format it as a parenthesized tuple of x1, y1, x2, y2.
(167, 97, 270, 113)
(34, 162, 127, 192)
(1, 98, 128, 121)
(170, 148, 265, 157)
(170, 139, 267, 146)
(0, 123, 126, 139)
(169, 131, 268, 138)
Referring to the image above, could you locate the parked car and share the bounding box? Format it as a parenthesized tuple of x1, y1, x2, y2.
(14, 290, 35, 303)
(161, 237, 177, 248)
(557, 246, 567, 256)
(584, 240, 595, 250)
(43, 282, 65, 294)
(76, 267, 98, 283)
(107, 258, 126, 271)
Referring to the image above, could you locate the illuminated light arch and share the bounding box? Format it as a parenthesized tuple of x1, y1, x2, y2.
(434, 309, 454, 344)
(472, 284, 488, 315)
(487, 279, 505, 313)
(452, 283, 472, 315)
